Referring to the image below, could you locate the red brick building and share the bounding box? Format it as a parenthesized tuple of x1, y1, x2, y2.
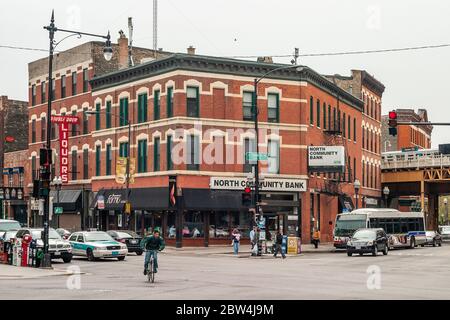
(382, 109, 432, 151)
(326, 71, 385, 208)
(26, 37, 162, 231)
(27, 43, 367, 246)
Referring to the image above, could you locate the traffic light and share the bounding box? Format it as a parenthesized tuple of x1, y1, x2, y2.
(242, 187, 252, 207)
(40, 148, 53, 167)
(388, 111, 398, 137)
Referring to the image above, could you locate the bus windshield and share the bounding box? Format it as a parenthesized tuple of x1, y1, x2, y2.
(334, 214, 367, 237)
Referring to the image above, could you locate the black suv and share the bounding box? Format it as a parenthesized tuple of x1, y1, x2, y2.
(347, 228, 389, 257)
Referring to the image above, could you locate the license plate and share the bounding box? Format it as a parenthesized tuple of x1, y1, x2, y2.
(54, 252, 61, 256)
(112, 251, 119, 255)
(355, 245, 361, 250)
(131, 240, 137, 244)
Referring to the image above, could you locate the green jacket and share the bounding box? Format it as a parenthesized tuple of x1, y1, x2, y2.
(140, 235, 166, 251)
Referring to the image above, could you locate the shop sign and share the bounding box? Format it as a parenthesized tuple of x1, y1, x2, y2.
(287, 237, 298, 255)
(308, 146, 345, 173)
(51, 116, 79, 184)
(97, 195, 105, 210)
(365, 198, 378, 206)
(210, 177, 307, 192)
(0, 188, 24, 200)
(106, 194, 124, 205)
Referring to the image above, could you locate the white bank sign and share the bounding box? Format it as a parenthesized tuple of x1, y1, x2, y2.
(210, 177, 307, 192)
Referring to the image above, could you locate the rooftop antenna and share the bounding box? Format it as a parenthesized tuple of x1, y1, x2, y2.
(128, 17, 134, 67)
(153, 0, 158, 58)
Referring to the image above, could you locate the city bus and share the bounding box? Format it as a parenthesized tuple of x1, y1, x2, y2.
(333, 209, 426, 249)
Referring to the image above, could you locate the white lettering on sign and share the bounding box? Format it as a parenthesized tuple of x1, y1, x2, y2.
(106, 194, 123, 204)
(51, 115, 79, 124)
(308, 146, 345, 170)
(210, 177, 307, 192)
(60, 122, 70, 184)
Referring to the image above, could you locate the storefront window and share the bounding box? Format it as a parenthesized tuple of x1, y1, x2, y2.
(167, 211, 176, 238)
(231, 211, 251, 238)
(210, 211, 230, 238)
(184, 211, 204, 238)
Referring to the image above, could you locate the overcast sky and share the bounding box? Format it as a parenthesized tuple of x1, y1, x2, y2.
(1, 0, 449, 147)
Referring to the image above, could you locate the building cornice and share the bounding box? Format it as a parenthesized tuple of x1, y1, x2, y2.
(90, 54, 364, 111)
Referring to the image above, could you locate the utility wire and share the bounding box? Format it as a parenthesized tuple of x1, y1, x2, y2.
(228, 43, 450, 59)
(2, 42, 450, 58)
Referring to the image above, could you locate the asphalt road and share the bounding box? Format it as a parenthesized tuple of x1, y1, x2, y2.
(1, 243, 450, 300)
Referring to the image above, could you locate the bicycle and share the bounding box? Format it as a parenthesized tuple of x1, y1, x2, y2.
(147, 254, 155, 283)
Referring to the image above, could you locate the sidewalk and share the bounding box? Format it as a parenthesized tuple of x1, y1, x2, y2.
(0, 264, 83, 280)
(165, 243, 336, 257)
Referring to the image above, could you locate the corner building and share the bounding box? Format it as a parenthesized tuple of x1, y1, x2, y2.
(88, 53, 364, 247)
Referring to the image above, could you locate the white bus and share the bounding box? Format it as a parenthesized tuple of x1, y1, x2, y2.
(333, 209, 426, 249)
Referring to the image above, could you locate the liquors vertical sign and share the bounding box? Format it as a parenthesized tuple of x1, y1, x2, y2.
(51, 115, 79, 183)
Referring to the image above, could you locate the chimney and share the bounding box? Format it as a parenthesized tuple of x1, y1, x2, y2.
(187, 46, 196, 55)
(257, 56, 273, 64)
(118, 31, 129, 70)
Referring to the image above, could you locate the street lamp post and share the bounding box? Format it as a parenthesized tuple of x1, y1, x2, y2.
(51, 176, 62, 228)
(354, 179, 361, 210)
(85, 111, 132, 229)
(383, 186, 390, 208)
(41, 10, 113, 268)
(253, 65, 305, 228)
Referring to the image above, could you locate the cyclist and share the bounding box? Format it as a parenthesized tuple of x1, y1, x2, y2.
(140, 228, 165, 275)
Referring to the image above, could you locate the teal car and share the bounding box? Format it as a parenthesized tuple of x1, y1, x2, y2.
(69, 231, 128, 261)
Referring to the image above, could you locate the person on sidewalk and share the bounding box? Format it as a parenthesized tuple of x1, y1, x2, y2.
(273, 231, 286, 259)
(231, 229, 241, 255)
(250, 226, 257, 256)
(312, 228, 321, 249)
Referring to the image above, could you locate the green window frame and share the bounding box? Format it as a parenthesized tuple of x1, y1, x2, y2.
(96, 145, 101, 176)
(83, 108, 88, 135)
(243, 91, 254, 121)
(187, 135, 200, 171)
(71, 150, 77, 181)
(119, 142, 129, 158)
(95, 103, 101, 130)
(167, 87, 174, 118)
(268, 93, 279, 123)
(83, 149, 89, 180)
(353, 118, 357, 142)
(72, 72, 77, 96)
(153, 90, 160, 121)
(268, 139, 280, 174)
(106, 144, 112, 175)
(138, 93, 148, 123)
(309, 96, 314, 125)
(71, 110, 77, 136)
(83, 68, 89, 93)
(138, 140, 148, 173)
(105, 101, 112, 129)
(167, 135, 173, 170)
(323, 103, 327, 130)
(153, 138, 160, 172)
(119, 97, 129, 126)
(187, 87, 199, 117)
(316, 99, 321, 127)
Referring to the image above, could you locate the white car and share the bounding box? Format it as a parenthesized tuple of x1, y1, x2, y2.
(69, 231, 128, 261)
(439, 226, 450, 240)
(15, 228, 73, 263)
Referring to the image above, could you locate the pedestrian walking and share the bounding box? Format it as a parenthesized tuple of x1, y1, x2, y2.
(273, 231, 286, 259)
(231, 228, 241, 255)
(312, 227, 321, 249)
(249, 226, 258, 256)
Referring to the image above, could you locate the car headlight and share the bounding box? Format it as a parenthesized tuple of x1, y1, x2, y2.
(367, 241, 373, 246)
(94, 247, 101, 251)
(121, 244, 127, 249)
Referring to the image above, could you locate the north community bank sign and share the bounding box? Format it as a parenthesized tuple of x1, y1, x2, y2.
(210, 177, 307, 192)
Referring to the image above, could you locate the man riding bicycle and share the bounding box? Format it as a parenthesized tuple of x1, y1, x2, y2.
(140, 228, 165, 275)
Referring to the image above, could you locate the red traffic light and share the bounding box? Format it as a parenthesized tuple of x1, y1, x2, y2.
(244, 187, 252, 194)
(389, 111, 397, 120)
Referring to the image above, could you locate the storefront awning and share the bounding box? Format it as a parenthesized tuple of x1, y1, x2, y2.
(339, 195, 354, 212)
(183, 189, 242, 210)
(129, 188, 169, 210)
(49, 190, 82, 212)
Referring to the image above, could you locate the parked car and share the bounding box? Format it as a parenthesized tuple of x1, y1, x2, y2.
(439, 226, 450, 240)
(69, 231, 128, 261)
(107, 230, 143, 255)
(0, 219, 21, 232)
(56, 228, 72, 240)
(0, 230, 18, 242)
(421, 231, 442, 247)
(15, 228, 73, 263)
(347, 228, 389, 257)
